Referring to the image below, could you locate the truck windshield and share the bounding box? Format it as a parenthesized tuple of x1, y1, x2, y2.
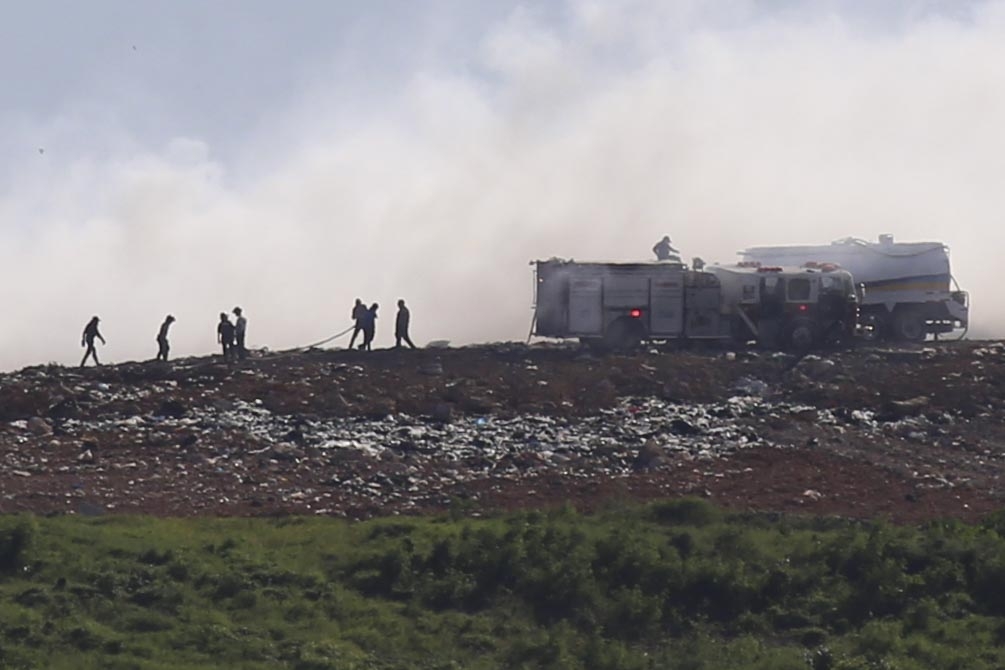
(818, 275, 850, 294)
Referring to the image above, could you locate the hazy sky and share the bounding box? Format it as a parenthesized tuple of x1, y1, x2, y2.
(1, 0, 1002, 369)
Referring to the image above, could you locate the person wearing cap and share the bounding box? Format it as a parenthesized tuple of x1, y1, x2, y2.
(217, 313, 236, 361)
(80, 316, 106, 367)
(156, 315, 176, 362)
(653, 235, 680, 261)
(233, 306, 248, 359)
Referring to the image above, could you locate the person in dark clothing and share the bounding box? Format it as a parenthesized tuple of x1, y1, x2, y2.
(348, 298, 367, 349)
(395, 299, 417, 349)
(156, 315, 176, 362)
(653, 235, 681, 261)
(233, 307, 248, 360)
(217, 313, 236, 361)
(358, 303, 378, 351)
(80, 316, 105, 367)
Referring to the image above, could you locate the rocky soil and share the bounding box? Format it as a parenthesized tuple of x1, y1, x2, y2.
(1, 340, 1004, 523)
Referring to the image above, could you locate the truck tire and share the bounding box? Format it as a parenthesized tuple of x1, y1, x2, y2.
(786, 318, 815, 352)
(893, 311, 926, 342)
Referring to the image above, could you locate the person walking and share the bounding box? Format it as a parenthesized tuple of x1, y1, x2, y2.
(156, 315, 176, 362)
(217, 313, 236, 361)
(358, 303, 378, 351)
(80, 316, 106, 367)
(348, 298, 367, 349)
(394, 299, 417, 349)
(233, 307, 248, 359)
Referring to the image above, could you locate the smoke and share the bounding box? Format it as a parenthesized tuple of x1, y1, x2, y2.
(2, 1, 1004, 370)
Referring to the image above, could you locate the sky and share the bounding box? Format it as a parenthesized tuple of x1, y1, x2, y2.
(1, 0, 1002, 370)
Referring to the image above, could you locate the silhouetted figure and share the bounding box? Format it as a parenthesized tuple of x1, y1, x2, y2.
(692, 257, 706, 271)
(233, 307, 248, 360)
(217, 313, 236, 361)
(653, 235, 680, 262)
(395, 299, 417, 349)
(348, 298, 367, 349)
(80, 316, 105, 367)
(156, 315, 176, 362)
(358, 303, 378, 351)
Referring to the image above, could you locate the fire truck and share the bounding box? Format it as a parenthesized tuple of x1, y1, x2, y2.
(532, 258, 858, 351)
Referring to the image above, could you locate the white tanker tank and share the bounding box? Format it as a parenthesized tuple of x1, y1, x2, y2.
(739, 235, 968, 341)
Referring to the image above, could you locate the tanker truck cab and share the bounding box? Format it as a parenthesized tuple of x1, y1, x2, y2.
(708, 264, 858, 350)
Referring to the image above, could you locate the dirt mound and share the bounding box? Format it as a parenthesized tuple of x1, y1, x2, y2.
(1, 340, 1003, 522)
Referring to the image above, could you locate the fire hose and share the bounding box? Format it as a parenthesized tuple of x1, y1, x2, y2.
(296, 323, 358, 350)
(261, 323, 358, 360)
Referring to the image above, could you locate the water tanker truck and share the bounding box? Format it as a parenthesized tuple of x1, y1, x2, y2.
(739, 235, 968, 341)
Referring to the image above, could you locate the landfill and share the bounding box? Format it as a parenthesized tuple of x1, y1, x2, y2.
(1, 341, 1003, 522)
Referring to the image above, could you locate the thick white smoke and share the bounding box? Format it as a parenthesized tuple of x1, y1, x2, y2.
(1, 1, 1003, 370)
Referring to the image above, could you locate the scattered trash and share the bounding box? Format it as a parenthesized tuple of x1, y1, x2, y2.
(26, 417, 53, 436)
(419, 362, 445, 376)
(731, 376, 769, 397)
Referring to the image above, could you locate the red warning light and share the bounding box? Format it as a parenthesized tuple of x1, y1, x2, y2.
(798, 304, 809, 312)
(630, 309, 642, 318)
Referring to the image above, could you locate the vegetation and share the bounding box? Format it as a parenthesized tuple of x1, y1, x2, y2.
(3, 502, 1005, 668)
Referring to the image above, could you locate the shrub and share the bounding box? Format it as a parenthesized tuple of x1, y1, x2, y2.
(650, 498, 721, 527)
(0, 515, 37, 574)
(137, 547, 174, 566)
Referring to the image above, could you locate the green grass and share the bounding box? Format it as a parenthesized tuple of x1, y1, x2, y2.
(3, 502, 1005, 668)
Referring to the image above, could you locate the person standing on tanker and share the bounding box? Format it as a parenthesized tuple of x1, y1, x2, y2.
(217, 313, 236, 361)
(395, 299, 417, 349)
(652, 235, 680, 261)
(348, 298, 367, 349)
(156, 315, 176, 362)
(80, 316, 105, 367)
(358, 303, 378, 351)
(233, 307, 248, 359)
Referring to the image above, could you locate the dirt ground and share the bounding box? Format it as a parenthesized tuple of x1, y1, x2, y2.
(1, 340, 1003, 523)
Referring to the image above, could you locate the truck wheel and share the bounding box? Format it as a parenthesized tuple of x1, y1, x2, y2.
(787, 318, 815, 352)
(893, 311, 926, 342)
